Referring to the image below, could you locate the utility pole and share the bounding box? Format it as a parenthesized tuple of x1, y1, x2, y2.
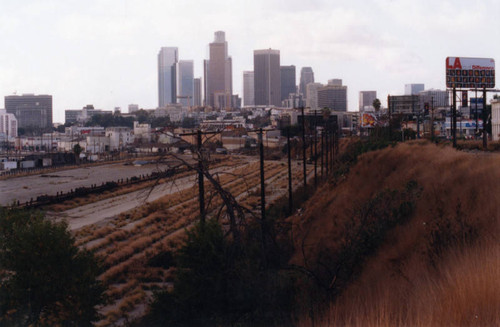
(301, 107, 307, 191)
(388, 95, 392, 140)
(259, 128, 266, 223)
(314, 110, 317, 188)
(320, 130, 324, 178)
(325, 122, 329, 177)
(287, 127, 293, 215)
(431, 96, 435, 142)
(197, 130, 205, 225)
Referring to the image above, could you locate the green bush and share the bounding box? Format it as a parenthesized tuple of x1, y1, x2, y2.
(144, 220, 295, 326)
(0, 208, 105, 326)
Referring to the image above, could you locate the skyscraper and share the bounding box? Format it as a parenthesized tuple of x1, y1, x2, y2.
(176, 60, 194, 107)
(158, 47, 178, 108)
(205, 31, 233, 109)
(254, 49, 281, 107)
(280, 65, 296, 102)
(299, 67, 315, 98)
(193, 78, 202, 107)
(0, 109, 18, 138)
(305, 83, 323, 110)
(359, 91, 377, 111)
(5, 94, 52, 131)
(243, 71, 255, 106)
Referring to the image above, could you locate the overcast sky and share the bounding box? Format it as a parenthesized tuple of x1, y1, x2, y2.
(1, 0, 499, 123)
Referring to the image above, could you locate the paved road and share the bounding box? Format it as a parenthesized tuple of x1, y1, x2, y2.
(0, 162, 170, 206)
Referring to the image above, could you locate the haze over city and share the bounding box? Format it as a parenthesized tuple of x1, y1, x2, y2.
(1, 0, 499, 122)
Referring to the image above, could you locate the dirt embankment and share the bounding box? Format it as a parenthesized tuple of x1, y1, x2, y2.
(290, 141, 500, 326)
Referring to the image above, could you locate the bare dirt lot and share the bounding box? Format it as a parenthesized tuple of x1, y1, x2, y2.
(0, 162, 170, 206)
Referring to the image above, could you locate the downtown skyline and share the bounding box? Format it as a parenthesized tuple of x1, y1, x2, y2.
(1, 0, 499, 123)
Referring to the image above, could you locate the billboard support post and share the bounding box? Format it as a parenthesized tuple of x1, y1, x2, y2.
(483, 87, 488, 149)
(452, 87, 457, 148)
(475, 88, 478, 138)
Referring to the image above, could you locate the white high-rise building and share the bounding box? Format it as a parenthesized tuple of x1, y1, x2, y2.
(128, 104, 139, 113)
(300, 67, 315, 99)
(176, 60, 194, 107)
(418, 89, 449, 110)
(243, 71, 255, 106)
(306, 83, 323, 110)
(193, 78, 202, 107)
(158, 47, 178, 108)
(405, 84, 425, 95)
(0, 109, 19, 138)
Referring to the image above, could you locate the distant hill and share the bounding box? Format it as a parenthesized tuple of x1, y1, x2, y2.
(289, 141, 500, 326)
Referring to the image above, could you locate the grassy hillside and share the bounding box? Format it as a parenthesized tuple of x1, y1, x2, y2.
(290, 140, 500, 326)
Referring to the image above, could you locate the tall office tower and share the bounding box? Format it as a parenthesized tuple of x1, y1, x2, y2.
(318, 83, 348, 111)
(254, 49, 281, 107)
(405, 83, 425, 95)
(158, 47, 178, 108)
(305, 83, 323, 110)
(280, 65, 296, 102)
(299, 67, 315, 98)
(359, 91, 377, 111)
(5, 94, 52, 130)
(243, 71, 255, 106)
(193, 78, 202, 107)
(0, 109, 18, 137)
(176, 60, 194, 107)
(205, 31, 233, 109)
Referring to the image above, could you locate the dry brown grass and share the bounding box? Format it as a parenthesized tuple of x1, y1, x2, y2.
(302, 239, 500, 327)
(69, 158, 297, 325)
(291, 140, 500, 326)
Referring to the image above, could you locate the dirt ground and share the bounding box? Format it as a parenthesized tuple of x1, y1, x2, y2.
(0, 162, 170, 206)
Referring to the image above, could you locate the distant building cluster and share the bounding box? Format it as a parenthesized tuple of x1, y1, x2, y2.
(2, 29, 498, 159)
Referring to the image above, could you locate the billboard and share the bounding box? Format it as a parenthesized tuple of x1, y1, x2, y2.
(361, 113, 377, 128)
(446, 57, 495, 89)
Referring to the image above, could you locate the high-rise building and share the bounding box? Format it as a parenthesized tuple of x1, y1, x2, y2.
(328, 79, 343, 86)
(418, 89, 449, 110)
(128, 104, 139, 113)
(5, 94, 52, 130)
(280, 65, 296, 102)
(243, 71, 255, 106)
(176, 60, 194, 107)
(205, 31, 233, 109)
(359, 91, 377, 111)
(300, 67, 315, 98)
(254, 49, 281, 107)
(305, 83, 323, 110)
(0, 109, 18, 137)
(193, 78, 202, 107)
(158, 47, 178, 108)
(318, 83, 348, 112)
(388, 95, 420, 115)
(405, 83, 425, 95)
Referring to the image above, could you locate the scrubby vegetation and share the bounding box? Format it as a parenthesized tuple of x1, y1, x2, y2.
(6, 132, 499, 326)
(0, 208, 105, 326)
(291, 140, 500, 326)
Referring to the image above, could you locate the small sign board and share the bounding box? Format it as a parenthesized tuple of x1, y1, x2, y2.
(446, 57, 495, 89)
